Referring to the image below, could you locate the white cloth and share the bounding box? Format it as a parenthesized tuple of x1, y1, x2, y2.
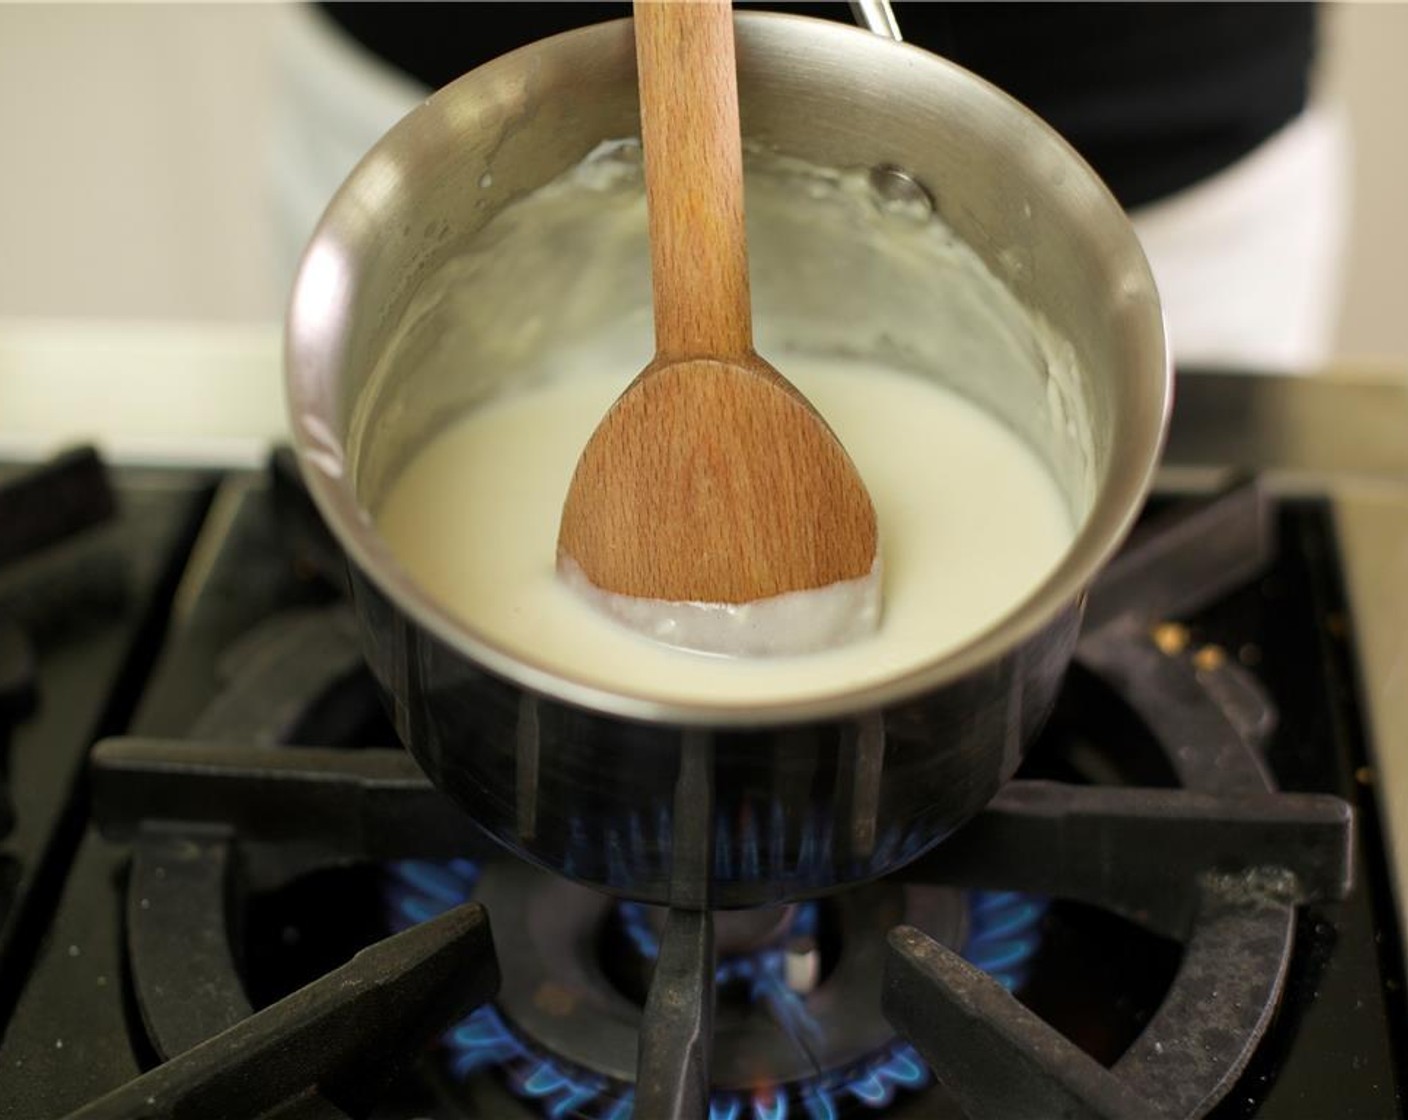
(1129, 104, 1350, 373)
(271, 5, 1350, 372)
(269, 5, 425, 290)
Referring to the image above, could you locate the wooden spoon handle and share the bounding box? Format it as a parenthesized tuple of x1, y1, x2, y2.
(635, 0, 754, 362)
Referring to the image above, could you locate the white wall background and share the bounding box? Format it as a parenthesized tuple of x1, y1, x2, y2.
(1320, 1, 1408, 365)
(0, 2, 1405, 365)
(0, 3, 282, 322)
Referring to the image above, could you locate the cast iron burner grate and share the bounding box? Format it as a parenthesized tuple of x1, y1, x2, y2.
(0, 448, 117, 840)
(71, 481, 1353, 1120)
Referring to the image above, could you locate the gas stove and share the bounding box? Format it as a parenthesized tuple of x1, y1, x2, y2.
(0, 370, 1404, 1119)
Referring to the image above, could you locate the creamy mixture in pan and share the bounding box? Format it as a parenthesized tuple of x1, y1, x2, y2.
(375, 344, 1074, 706)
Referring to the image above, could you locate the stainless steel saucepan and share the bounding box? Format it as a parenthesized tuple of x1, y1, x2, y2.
(285, 13, 1171, 908)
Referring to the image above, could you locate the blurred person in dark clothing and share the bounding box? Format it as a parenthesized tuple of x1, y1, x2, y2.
(271, 2, 1347, 371)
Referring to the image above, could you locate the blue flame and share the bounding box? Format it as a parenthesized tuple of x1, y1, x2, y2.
(385, 859, 479, 933)
(753, 1089, 787, 1120)
(709, 1096, 742, 1120)
(783, 1042, 932, 1120)
(442, 1003, 613, 1117)
(384, 859, 1045, 1119)
(603, 1092, 634, 1120)
(801, 1084, 836, 1120)
(963, 890, 1048, 992)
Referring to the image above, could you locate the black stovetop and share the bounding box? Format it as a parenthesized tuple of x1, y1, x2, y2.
(0, 450, 1402, 1120)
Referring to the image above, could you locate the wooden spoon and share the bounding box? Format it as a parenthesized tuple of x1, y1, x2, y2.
(557, 0, 877, 625)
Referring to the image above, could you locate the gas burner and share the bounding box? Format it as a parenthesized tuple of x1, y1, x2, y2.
(384, 858, 1045, 1120)
(34, 472, 1392, 1120)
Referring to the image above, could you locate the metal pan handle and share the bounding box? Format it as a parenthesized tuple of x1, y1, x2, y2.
(849, 0, 903, 41)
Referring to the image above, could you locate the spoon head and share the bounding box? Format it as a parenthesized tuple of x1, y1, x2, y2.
(557, 355, 879, 609)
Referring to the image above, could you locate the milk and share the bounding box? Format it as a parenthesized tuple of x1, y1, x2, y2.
(375, 347, 1075, 706)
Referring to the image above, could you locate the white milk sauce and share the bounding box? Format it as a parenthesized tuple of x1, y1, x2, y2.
(375, 348, 1074, 705)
